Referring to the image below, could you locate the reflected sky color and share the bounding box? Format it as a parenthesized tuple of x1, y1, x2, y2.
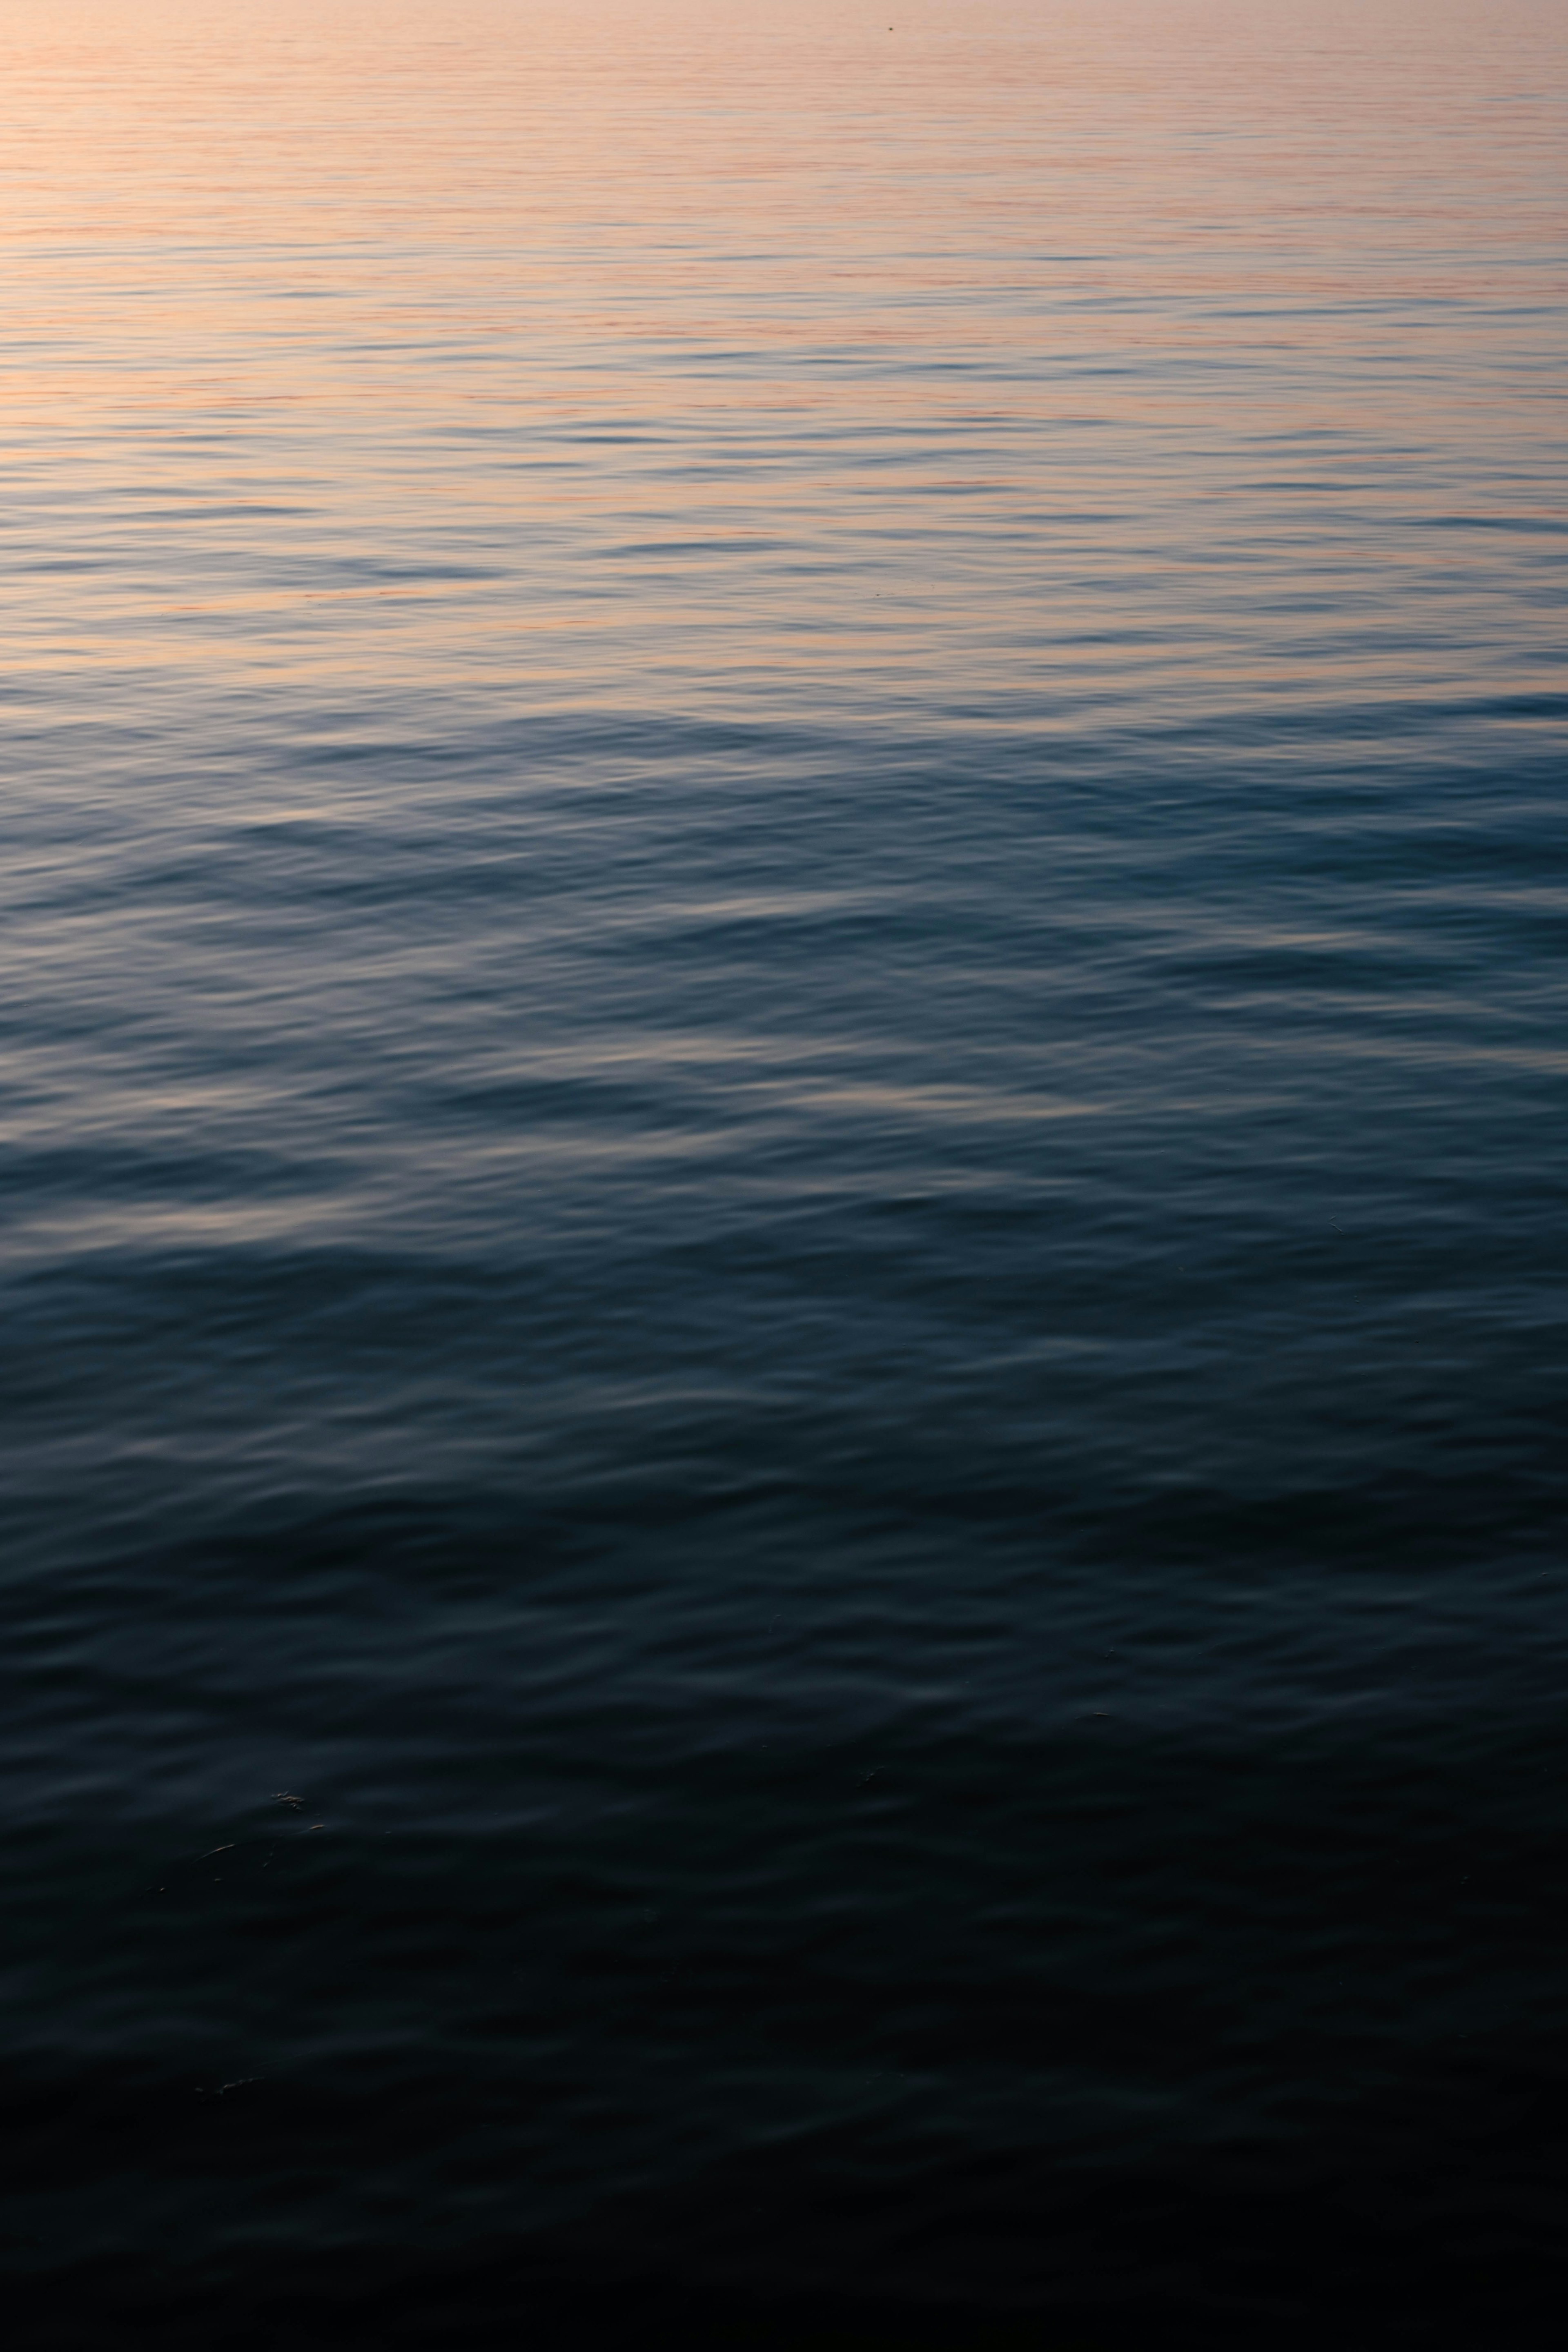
(3, 0, 1561, 730)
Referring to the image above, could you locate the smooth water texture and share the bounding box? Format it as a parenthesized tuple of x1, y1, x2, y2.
(3, 2, 1566, 2340)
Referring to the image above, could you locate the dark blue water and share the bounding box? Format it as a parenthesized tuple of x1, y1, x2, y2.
(4, 1, 1566, 2341)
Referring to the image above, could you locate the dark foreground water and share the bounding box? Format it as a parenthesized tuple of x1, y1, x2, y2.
(4, 2, 1566, 2342)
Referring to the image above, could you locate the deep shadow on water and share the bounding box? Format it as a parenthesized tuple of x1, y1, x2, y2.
(4, 0, 1567, 2341)
(13, 1490, 1568, 2346)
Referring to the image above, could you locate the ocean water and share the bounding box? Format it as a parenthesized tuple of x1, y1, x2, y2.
(4, 0, 1565, 2341)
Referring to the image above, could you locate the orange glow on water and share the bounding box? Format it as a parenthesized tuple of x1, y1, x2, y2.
(2, 0, 1561, 728)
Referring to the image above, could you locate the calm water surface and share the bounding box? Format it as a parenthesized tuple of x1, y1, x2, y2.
(4, 1, 1566, 2340)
